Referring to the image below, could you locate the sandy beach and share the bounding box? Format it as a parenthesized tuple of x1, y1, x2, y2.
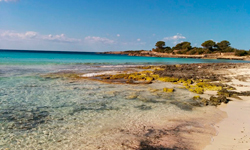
(204, 66, 250, 150)
(147, 64, 250, 150)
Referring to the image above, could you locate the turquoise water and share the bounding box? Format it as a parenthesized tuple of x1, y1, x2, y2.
(0, 50, 248, 149)
(0, 50, 248, 65)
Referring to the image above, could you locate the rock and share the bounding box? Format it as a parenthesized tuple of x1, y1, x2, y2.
(193, 95, 200, 100)
(200, 95, 229, 106)
(195, 82, 223, 91)
(217, 89, 250, 98)
(209, 95, 229, 106)
(188, 87, 204, 94)
(163, 88, 175, 93)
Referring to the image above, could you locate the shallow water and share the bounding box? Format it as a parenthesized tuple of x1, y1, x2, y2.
(0, 50, 235, 149)
(0, 64, 223, 149)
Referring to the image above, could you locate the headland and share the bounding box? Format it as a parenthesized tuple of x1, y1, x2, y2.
(103, 50, 250, 60)
(102, 40, 250, 61)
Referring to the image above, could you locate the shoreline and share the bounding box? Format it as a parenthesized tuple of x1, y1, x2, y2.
(204, 98, 250, 150)
(102, 51, 250, 60)
(6, 62, 249, 149)
(78, 62, 250, 149)
(204, 65, 250, 149)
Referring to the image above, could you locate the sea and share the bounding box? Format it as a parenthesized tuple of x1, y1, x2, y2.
(0, 50, 248, 149)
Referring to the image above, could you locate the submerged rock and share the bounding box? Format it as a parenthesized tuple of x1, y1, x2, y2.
(126, 93, 138, 99)
(134, 105, 152, 110)
(170, 101, 194, 111)
(0, 107, 50, 130)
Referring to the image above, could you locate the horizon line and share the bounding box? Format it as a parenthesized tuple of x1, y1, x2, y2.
(0, 49, 103, 54)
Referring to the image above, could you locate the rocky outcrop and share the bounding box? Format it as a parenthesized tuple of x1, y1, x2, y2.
(102, 51, 246, 60)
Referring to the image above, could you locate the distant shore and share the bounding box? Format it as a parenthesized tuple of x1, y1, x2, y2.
(102, 50, 250, 60)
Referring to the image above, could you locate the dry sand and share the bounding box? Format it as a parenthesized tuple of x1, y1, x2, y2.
(204, 67, 250, 150)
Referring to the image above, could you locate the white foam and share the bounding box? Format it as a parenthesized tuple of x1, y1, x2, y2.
(81, 71, 121, 77)
(100, 65, 141, 68)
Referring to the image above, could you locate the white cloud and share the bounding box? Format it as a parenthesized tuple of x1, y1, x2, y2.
(84, 36, 114, 44)
(0, 0, 19, 2)
(0, 30, 81, 43)
(1, 31, 37, 39)
(117, 34, 120, 37)
(163, 33, 186, 41)
(163, 33, 186, 45)
(137, 38, 141, 42)
(24, 31, 38, 38)
(42, 34, 81, 43)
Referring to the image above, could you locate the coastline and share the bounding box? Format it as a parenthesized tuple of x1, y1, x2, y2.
(1, 60, 250, 149)
(79, 62, 250, 149)
(102, 51, 250, 60)
(204, 65, 250, 150)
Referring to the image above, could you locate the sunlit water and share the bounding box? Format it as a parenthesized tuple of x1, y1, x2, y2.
(0, 50, 247, 149)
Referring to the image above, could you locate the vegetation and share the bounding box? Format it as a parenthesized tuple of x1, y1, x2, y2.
(155, 41, 165, 49)
(216, 40, 231, 51)
(152, 39, 250, 56)
(172, 42, 192, 51)
(201, 40, 216, 50)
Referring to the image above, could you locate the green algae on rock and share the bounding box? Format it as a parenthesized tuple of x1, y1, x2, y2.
(163, 88, 175, 93)
(217, 89, 250, 99)
(193, 95, 201, 100)
(205, 95, 229, 106)
(192, 95, 230, 106)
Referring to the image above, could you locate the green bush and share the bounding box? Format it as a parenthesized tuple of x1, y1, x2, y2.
(235, 50, 248, 56)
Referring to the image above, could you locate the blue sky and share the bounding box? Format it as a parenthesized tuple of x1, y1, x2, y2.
(0, 0, 250, 52)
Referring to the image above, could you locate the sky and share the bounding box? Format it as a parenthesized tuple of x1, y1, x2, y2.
(0, 0, 250, 52)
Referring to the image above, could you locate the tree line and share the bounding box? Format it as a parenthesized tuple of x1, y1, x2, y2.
(153, 40, 249, 56)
